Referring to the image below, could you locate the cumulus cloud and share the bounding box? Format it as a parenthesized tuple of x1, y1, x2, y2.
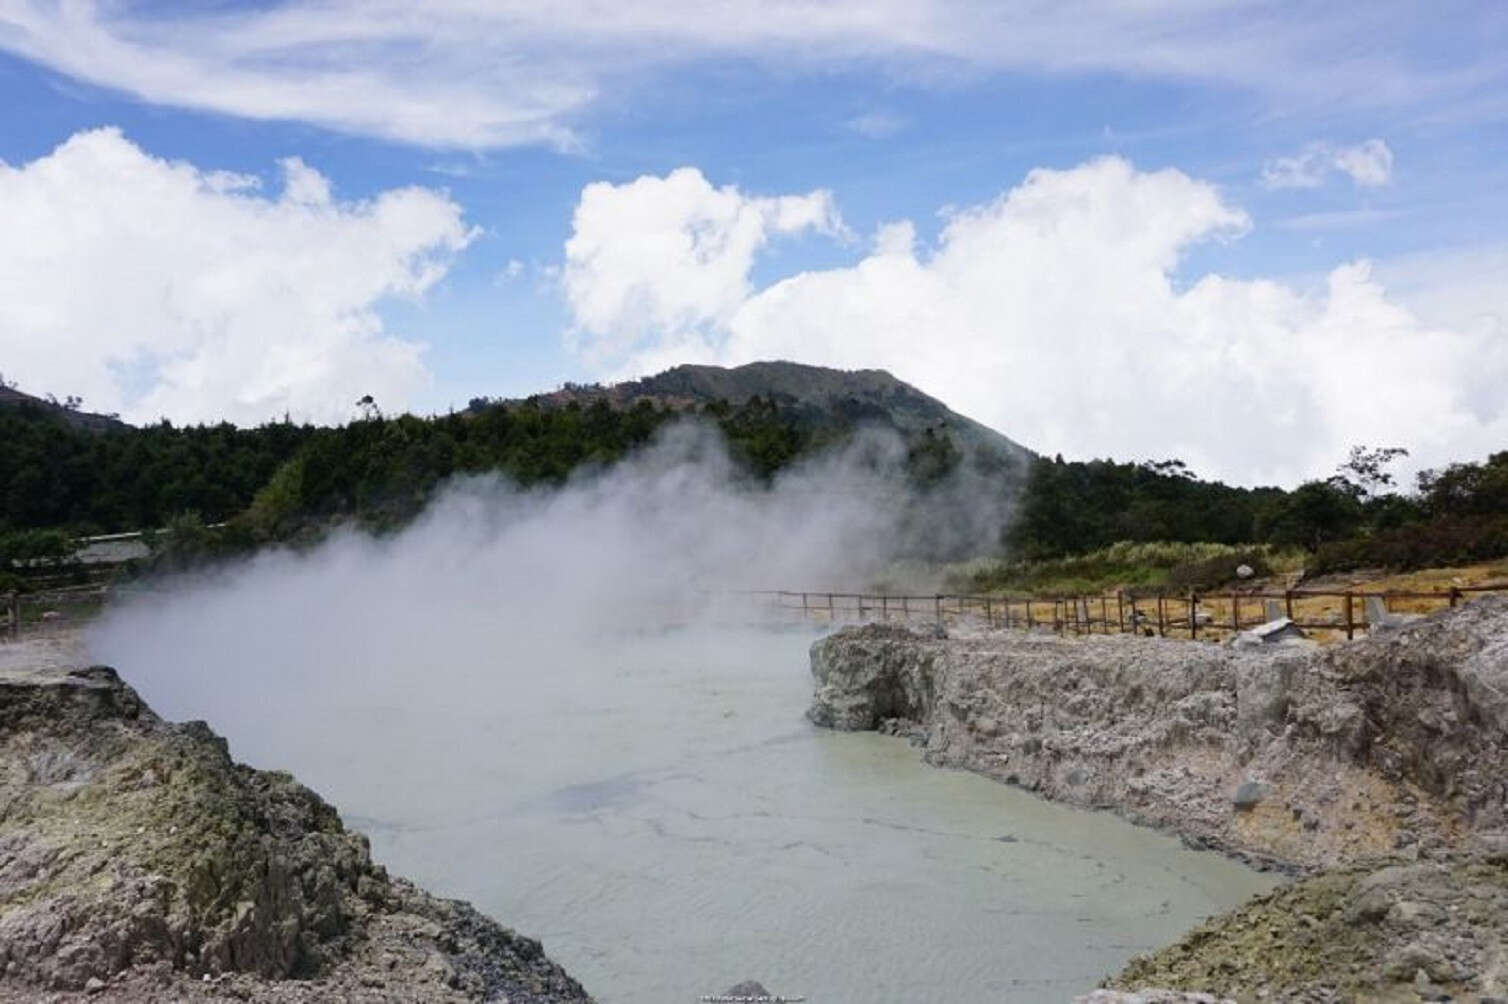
(0, 128, 475, 425)
(1261, 139, 1394, 189)
(563, 167, 844, 366)
(560, 157, 1508, 486)
(0, 3, 1499, 149)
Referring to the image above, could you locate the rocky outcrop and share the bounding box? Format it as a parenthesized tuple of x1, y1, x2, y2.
(0, 660, 593, 1002)
(1105, 835, 1508, 1002)
(809, 598, 1508, 1001)
(809, 598, 1508, 872)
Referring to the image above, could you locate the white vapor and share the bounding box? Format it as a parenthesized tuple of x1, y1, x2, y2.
(0, 128, 475, 425)
(1, 2, 1502, 149)
(560, 157, 1508, 487)
(87, 421, 992, 751)
(1261, 139, 1395, 190)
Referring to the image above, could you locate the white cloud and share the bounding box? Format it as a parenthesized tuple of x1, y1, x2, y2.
(560, 157, 1508, 486)
(0, 3, 1499, 149)
(1262, 139, 1394, 189)
(0, 128, 475, 425)
(844, 111, 909, 139)
(563, 167, 844, 366)
(1332, 139, 1395, 187)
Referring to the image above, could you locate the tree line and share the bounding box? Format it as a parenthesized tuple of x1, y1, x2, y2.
(4, 390, 1507, 577)
(1008, 446, 1508, 573)
(0, 394, 858, 542)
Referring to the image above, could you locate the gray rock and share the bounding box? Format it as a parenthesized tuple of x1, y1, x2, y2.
(1233, 780, 1266, 810)
(0, 662, 594, 1002)
(808, 595, 1508, 872)
(809, 598, 1508, 1002)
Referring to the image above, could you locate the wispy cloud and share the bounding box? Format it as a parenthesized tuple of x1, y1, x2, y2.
(1262, 140, 1394, 190)
(1274, 207, 1404, 231)
(0, 3, 1503, 150)
(843, 111, 909, 139)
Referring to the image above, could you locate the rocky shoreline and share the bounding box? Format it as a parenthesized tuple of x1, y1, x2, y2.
(0, 649, 594, 1003)
(807, 597, 1508, 1002)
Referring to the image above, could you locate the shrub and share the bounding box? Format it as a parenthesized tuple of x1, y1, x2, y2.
(1163, 549, 1272, 594)
(0, 529, 79, 571)
(951, 540, 1295, 597)
(1311, 515, 1508, 574)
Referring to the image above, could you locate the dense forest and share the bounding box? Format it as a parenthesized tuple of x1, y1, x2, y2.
(0, 394, 833, 537)
(3, 390, 1507, 582)
(1007, 446, 1508, 575)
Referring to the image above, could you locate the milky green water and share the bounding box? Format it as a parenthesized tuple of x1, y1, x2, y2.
(113, 625, 1278, 1003)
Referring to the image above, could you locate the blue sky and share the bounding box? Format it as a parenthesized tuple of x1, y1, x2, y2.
(1, 1, 1506, 484)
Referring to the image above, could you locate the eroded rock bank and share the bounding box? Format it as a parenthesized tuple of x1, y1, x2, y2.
(808, 598, 1508, 1001)
(0, 658, 593, 1003)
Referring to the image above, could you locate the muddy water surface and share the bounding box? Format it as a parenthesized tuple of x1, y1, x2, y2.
(104, 625, 1277, 1003)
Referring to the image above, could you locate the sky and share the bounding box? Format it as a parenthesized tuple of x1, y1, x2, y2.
(1, 0, 1506, 486)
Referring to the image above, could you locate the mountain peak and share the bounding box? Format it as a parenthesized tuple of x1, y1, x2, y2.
(528, 360, 1035, 463)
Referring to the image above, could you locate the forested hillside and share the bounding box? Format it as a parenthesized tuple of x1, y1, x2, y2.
(4, 364, 1507, 582)
(0, 395, 833, 536)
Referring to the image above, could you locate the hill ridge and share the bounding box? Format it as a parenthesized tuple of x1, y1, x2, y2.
(519, 360, 1036, 465)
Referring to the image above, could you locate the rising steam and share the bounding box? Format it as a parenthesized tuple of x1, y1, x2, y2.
(87, 418, 1013, 773)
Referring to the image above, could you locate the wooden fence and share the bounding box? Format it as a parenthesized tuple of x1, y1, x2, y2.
(7, 581, 1508, 645)
(749, 582, 1508, 641)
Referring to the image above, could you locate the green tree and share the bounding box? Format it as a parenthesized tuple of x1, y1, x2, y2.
(1258, 481, 1364, 551)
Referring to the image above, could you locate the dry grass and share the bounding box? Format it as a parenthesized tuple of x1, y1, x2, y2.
(1050, 560, 1508, 644)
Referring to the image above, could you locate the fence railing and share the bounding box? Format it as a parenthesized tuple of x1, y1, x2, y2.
(2, 585, 110, 642)
(8, 581, 1508, 645)
(748, 582, 1508, 641)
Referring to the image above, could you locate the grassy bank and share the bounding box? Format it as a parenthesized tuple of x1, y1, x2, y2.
(943, 540, 1308, 598)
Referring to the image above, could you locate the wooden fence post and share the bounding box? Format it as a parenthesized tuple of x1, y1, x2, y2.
(1344, 591, 1355, 641)
(1284, 589, 1294, 621)
(1450, 588, 1461, 608)
(1116, 591, 1125, 633)
(935, 594, 943, 622)
(1099, 595, 1109, 635)
(1025, 600, 1035, 629)
(827, 593, 835, 621)
(1231, 589, 1240, 633)
(1156, 593, 1166, 637)
(1189, 593, 1199, 639)
(881, 595, 888, 622)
